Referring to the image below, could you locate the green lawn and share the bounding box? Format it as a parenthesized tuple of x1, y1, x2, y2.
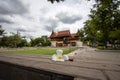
(0, 48, 76, 55)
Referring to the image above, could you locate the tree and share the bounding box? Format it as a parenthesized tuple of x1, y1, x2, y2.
(30, 37, 51, 47)
(109, 29, 120, 48)
(18, 39, 28, 47)
(84, 0, 120, 48)
(0, 25, 5, 36)
(77, 29, 85, 42)
(0, 32, 28, 48)
(30, 37, 44, 47)
(82, 19, 99, 47)
(0, 25, 5, 47)
(0, 36, 8, 47)
(6, 34, 22, 48)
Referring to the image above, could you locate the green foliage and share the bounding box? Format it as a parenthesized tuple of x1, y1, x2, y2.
(0, 25, 5, 36)
(83, 20, 98, 47)
(30, 37, 44, 46)
(0, 36, 8, 47)
(109, 29, 120, 40)
(77, 29, 85, 42)
(83, 0, 120, 48)
(0, 25, 28, 48)
(7, 34, 22, 47)
(30, 37, 51, 47)
(0, 33, 28, 48)
(18, 39, 28, 47)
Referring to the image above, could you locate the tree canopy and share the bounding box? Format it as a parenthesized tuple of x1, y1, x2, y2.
(0, 25, 5, 36)
(30, 37, 51, 47)
(83, 0, 120, 48)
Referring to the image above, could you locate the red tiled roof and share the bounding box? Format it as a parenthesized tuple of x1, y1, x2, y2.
(50, 32, 57, 38)
(71, 33, 78, 40)
(71, 33, 78, 38)
(57, 30, 71, 37)
(50, 30, 78, 40)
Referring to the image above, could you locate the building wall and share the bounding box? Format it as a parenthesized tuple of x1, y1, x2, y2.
(51, 41, 57, 47)
(51, 40, 83, 47)
(70, 40, 83, 47)
(76, 41, 83, 47)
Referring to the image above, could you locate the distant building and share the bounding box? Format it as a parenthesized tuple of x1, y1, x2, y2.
(50, 30, 82, 47)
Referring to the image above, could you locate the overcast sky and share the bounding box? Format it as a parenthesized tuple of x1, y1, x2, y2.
(0, 0, 95, 40)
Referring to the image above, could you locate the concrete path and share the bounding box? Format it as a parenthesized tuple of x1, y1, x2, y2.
(0, 46, 120, 80)
(69, 46, 120, 80)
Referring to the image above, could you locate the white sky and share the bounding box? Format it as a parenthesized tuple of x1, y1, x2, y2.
(0, 0, 95, 40)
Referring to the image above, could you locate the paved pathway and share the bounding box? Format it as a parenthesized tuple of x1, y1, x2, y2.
(0, 46, 120, 80)
(69, 46, 120, 80)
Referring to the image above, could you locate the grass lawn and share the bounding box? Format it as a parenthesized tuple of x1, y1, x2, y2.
(0, 48, 77, 55)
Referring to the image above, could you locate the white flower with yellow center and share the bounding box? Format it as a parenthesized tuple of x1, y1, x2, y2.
(52, 49, 69, 61)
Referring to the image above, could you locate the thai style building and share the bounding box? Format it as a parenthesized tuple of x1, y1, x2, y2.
(50, 30, 82, 47)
